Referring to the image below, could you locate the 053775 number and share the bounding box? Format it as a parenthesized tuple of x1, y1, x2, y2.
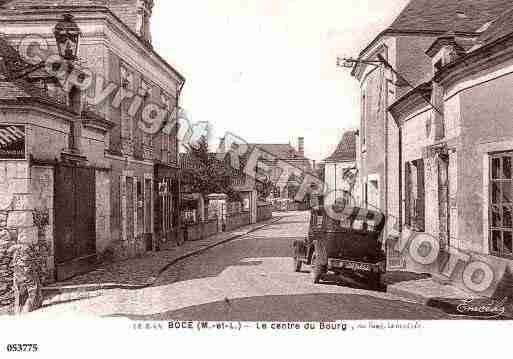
(6, 344, 39, 352)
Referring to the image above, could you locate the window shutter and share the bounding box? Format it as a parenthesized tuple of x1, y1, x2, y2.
(405, 162, 411, 227)
(416, 159, 425, 231)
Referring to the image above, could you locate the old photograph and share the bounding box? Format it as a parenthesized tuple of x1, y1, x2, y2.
(1, 1, 513, 352)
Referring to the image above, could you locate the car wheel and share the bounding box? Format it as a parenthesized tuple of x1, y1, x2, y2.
(293, 256, 302, 272)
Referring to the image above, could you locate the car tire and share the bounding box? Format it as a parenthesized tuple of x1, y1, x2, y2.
(293, 256, 302, 272)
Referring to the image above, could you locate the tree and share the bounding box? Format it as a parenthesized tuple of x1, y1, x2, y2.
(256, 178, 274, 200)
(182, 135, 241, 202)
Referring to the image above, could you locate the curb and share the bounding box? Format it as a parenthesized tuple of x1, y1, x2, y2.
(43, 217, 282, 296)
(386, 285, 431, 305)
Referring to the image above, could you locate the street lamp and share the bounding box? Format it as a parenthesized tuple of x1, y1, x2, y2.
(53, 14, 81, 61)
(1, 14, 81, 82)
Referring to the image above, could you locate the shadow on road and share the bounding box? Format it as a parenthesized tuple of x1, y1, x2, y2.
(108, 293, 448, 321)
(154, 226, 307, 285)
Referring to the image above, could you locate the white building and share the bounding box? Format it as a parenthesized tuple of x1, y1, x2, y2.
(322, 130, 359, 206)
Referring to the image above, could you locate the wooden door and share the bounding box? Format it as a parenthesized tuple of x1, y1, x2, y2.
(54, 164, 96, 280)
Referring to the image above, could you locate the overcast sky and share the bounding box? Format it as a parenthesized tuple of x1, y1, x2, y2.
(152, 0, 409, 161)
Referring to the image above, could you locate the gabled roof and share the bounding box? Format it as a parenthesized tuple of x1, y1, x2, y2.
(356, 0, 513, 61)
(323, 130, 356, 163)
(389, 0, 513, 33)
(247, 143, 307, 160)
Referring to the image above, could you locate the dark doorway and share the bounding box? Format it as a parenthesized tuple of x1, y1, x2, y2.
(54, 163, 96, 281)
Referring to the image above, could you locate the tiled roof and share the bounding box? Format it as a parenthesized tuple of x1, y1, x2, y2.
(179, 152, 242, 174)
(389, 0, 513, 33)
(476, 7, 513, 46)
(0, 34, 54, 102)
(247, 143, 306, 160)
(323, 130, 356, 163)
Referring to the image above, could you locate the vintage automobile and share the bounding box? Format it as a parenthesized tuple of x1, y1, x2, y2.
(293, 204, 386, 285)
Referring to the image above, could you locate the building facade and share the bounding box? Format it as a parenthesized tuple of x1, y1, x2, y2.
(0, 1, 184, 284)
(351, 0, 513, 240)
(249, 138, 312, 200)
(352, 0, 513, 296)
(322, 130, 358, 207)
(387, 12, 513, 296)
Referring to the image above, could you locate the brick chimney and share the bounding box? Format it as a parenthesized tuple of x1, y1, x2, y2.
(298, 137, 304, 157)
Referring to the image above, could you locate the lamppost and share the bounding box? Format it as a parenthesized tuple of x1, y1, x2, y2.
(53, 14, 82, 155)
(53, 14, 81, 62)
(2, 14, 81, 82)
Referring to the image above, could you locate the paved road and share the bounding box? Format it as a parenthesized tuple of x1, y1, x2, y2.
(28, 211, 448, 320)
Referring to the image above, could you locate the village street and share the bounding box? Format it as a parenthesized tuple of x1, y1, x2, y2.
(26, 212, 448, 321)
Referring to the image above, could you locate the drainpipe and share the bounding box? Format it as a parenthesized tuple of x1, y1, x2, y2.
(397, 125, 403, 232)
(176, 79, 185, 240)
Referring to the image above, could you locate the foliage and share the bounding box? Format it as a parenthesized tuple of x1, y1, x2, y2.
(33, 207, 49, 231)
(182, 135, 241, 202)
(256, 178, 274, 200)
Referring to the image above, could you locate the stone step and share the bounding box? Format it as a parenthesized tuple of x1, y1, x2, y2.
(387, 278, 480, 305)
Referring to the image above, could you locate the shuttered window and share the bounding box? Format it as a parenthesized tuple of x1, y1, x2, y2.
(490, 152, 513, 259)
(405, 159, 425, 231)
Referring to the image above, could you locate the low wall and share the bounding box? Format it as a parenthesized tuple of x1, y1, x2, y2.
(257, 204, 273, 222)
(272, 201, 308, 212)
(225, 212, 250, 232)
(184, 219, 219, 241)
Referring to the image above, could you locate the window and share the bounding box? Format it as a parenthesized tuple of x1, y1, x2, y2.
(160, 91, 172, 162)
(361, 94, 366, 146)
(120, 65, 134, 140)
(489, 152, 513, 258)
(137, 179, 144, 235)
(141, 80, 153, 147)
(434, 59, 443, 73)
(405, 159, 425, 231)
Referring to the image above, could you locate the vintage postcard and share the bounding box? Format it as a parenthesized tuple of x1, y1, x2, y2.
(0, 0, 512, 356)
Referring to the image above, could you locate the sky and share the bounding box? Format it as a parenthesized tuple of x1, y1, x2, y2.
(152, 0, 410, 162)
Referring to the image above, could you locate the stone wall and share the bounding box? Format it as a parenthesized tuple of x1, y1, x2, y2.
(256, 204, 272, 222)
(225, 212, 250, 232)
(30, 166, 55, 284)
(184, 219, 219, 242)
(0, 161, 50, 312)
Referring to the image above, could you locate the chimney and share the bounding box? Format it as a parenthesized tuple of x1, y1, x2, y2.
(218, 137, 226, 154)
(298, 137, 304, 157)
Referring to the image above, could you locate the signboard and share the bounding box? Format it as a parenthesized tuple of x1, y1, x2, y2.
(0, 125, 25, 160)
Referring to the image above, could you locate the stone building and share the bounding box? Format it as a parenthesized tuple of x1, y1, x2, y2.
(0, 0, 184, 290)
(387, 9, 513, 297)
(352, 0, 513, 296)
(351, 0, 513, 240)
(248, 138, 312, 200)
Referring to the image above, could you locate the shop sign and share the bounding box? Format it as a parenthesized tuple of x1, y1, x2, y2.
(0, 125, 26, 160)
